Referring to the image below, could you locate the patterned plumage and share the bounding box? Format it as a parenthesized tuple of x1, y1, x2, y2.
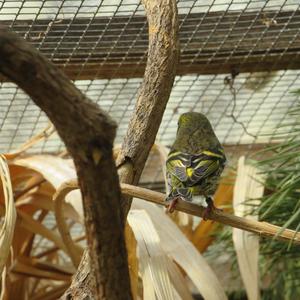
(166, 112, 226, 215)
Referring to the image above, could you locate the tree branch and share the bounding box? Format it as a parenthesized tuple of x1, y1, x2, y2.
(0, 29, 132, 300)
(116, 0, 180, 217)
(121, 183, 300, 244)
(53, 180, 300, 250)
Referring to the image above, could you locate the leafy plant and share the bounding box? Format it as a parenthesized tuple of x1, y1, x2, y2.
(255, 91, 300, 299)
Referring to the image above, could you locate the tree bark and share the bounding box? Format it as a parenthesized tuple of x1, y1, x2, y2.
(61, 251, 96, 300)
(0, 29, 132, 300)
(117, 0, 180, 217)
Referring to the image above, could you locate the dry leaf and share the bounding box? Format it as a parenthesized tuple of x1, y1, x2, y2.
(128, 209, 176, 300)
(132, 200, 227, 300)
(232, 156, 264, 300)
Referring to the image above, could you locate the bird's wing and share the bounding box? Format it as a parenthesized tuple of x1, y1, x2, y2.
(166, 149, 226, 185)
(166, 150, 190, 182)
(189, 149, 226, 185)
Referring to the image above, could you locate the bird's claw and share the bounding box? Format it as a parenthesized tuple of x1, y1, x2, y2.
(202, 198, 222, 221)
(166, 198, 179, 213)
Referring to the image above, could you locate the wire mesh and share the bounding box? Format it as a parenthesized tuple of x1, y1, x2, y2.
(0, 0, 300, 187)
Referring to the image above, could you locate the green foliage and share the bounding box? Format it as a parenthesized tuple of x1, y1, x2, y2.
(256, 92, 300, 299)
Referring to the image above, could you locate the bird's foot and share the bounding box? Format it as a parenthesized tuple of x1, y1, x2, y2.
(166, 198, 179, 213)
(202, 197, 222, 221)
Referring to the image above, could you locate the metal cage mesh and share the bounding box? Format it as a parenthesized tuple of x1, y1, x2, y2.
(1, 0, 300, 172)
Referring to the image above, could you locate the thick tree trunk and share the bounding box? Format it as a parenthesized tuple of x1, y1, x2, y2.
(0, 30, 132, 300)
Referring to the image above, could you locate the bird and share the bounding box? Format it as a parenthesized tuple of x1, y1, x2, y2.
(165, 112, 226, 220)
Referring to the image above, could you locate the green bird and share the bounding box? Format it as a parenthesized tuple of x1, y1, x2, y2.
(166, 112, 226, 219)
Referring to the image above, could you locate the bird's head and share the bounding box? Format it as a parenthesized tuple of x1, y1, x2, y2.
(177, 112, 211, 130)
(172, 112, 220, 152)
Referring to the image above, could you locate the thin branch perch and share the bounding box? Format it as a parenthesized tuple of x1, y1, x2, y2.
(121, 183, 300, 244)
(54, 180, 300, 245)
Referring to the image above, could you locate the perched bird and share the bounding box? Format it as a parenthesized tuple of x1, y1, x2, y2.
(166, 112, 226, 219)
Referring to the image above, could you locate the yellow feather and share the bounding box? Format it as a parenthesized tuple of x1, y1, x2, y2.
(202, 150, 224, 158)
(167, 151, 181, 160)
(186, 167, 193, 177)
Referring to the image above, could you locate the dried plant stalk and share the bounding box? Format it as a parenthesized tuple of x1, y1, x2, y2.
(4, 123, 55, 160)
(0, 155, 17, 275)
(53, 181, 84, 268)
(233, 157, 262, 300)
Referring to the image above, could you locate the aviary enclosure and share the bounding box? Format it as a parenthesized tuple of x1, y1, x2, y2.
(0, 0, 299, 299)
